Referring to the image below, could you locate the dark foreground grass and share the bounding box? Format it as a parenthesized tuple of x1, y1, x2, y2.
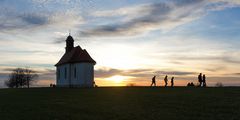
(0, 87, 240, 120)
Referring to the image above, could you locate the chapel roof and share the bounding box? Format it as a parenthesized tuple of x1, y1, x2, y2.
(55, 46, 96, 66)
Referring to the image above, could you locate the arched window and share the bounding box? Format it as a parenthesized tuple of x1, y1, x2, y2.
(64, 67, 67, 79)
(57, 69, 60, 79)
(74, 67, 77, 78)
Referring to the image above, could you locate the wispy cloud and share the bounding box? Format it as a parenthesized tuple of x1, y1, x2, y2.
(80, 0, 240, 37)
(95, 68, 196, 79)
(81, 1, 203, 36)
(0, 2, 84, 33)
(169, 52, 240, 64)
(1, 0, 239, 37)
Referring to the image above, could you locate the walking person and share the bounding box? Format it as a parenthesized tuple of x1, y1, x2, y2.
(198, 73, 203, 87)
(164, 75, 168, 87)
(203, 74, 206, 87)
(171, 77, 174, 87)
(151, 76, 156, 87)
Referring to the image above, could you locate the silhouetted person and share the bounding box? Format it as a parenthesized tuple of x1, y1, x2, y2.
(203, 74, 206, 87)
(93, 81, 96, 87)
(164, 75, 168, 87)
(198, 73, 202, 87)
(151, 76, 156, 87)
(171, 77, 174, 87)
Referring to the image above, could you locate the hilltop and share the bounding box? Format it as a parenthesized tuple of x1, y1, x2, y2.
(0, 87, 239, 120)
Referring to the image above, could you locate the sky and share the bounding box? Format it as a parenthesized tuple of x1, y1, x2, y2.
(0, 0, 240, 87)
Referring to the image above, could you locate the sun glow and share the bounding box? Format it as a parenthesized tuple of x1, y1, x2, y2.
(106, 75, 129, 83)
(93, 44, 143, 69)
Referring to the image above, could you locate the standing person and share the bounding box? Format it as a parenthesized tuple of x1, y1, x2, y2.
(93, 81, 96, 87)
(151, 76, 156, 87)
(198, 73, 203, 87)
(164, 75, 168, 87)
(171, 77, 174, 87)
(203, 74, 206, 87)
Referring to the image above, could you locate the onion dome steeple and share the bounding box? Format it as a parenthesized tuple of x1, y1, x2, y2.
(65, 34, 74, 53)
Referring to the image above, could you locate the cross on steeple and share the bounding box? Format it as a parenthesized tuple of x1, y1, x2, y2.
(69, 29, 71, 36)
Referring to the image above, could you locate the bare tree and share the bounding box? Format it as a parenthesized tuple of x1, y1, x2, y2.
(5, 68, 38, 88)
(24, 68, 38, 88)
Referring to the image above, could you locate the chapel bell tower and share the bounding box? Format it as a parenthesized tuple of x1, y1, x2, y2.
(65, 34, 74, 53)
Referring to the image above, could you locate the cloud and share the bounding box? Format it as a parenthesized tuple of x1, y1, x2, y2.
(0, 8, 49, 32)
(170, 54, 240, 64)
(21, 13, 49, 26)
(80, 0, 240, 37)
(95, 68, 122, 78)
(222, 57, 240, 64)
(1, 0, 239, 37)
(37, 69, 56, 80)
(95, 68, 196, 79)
(31, 0, 72, 5)
(156, 71, 196, 76)
(0, 4, 84, 33)
(204, 66, 227, 72)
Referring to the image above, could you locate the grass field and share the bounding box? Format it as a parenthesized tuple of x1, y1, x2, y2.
(0, 87, 239, 120)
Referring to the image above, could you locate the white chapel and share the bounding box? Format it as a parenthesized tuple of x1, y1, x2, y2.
(55, 35, 96, 87)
